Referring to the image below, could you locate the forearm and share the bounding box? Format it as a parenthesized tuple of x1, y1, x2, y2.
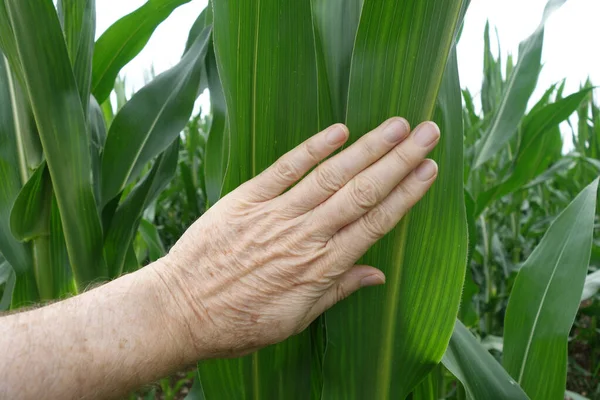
(0, 261, 192, 400)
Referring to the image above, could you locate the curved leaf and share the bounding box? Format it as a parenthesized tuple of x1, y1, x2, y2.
(9, 163, 51, 242)
(322, 7, 468, 399)
(503, 179, 599, 400)
(91, 0, 192, 103)
(100, 25, 211, 206)
(442, 320, 529, 400)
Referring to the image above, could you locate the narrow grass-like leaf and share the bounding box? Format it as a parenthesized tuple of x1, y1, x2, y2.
(5, 0, 107, 287)
(91, 0, 191, 103)
(322, 9, 468, 399)
(199, 1, 319, 397)
(100, 25, 211, 206)
(473, 0, 567, 168)
(503, 178, 599, 400)
(442, 320, 529, 400)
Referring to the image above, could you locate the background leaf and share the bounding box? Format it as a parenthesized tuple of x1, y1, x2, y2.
(91, 0, 192, 103)
(503, 178, 599, 400)
(100, 25, 211, 206)
(442, 320, 529, 400)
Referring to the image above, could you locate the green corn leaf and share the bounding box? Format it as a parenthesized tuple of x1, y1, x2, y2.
(0, 53, 32, 275)
(199, 1, 319, 397)
(89, 95, 107, 208)
(503, 178, 599, 400)
(138, 219, 165, 262)
(473, 0, 568, 168)
(311, 0, 363, 126)
(475, 88, 590, 215)
(0, 256, 16, 310)
(0, 2, 22, 83)
(581, 269, 600, 302)
(442, 320, 529, 400)
(9, 163, 52, 242)
(5, 0, 107, 287)
(57, 0, 95, 115)
(322, 7, 468, 400)
(91, 0, 192, 103)
(104, 140, 178, 278)
(100, 25, 211, 206)
(203, 43, 228, 208)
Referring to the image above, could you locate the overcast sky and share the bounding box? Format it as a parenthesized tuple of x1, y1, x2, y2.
(96, 0, 600, 147)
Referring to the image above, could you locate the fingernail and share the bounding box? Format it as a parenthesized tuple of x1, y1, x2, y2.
(413, 122, 440, 147)
(383, 118, 410, 143)
(360, 274, 386, 288)
(415, 159, 438, 181)
(326, 125, 348, 145)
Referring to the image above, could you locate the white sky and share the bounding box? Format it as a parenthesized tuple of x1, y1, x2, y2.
(96, 0, 600, 147)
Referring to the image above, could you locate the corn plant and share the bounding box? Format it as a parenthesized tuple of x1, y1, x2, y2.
(0, 0, 210, 305)
(1, 0, 600, 399)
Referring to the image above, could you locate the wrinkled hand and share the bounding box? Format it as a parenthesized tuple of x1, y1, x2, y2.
(155, 118, 440, 360)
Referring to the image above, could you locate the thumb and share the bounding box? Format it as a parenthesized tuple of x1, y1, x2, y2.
(307, 265, 385, 322)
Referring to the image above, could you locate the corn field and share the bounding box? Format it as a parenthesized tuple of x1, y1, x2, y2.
(0, 0, 599, 399)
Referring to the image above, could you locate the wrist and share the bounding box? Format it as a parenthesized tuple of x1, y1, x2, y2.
(143, 256, 210, 364)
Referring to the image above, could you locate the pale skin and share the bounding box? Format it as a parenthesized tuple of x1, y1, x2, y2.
(0, 117, 440, 399)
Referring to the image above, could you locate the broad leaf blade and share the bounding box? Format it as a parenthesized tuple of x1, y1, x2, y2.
(503, 179, 599, 400)
(100, 25, 211, 206)
(91, 0, 192, 103)
(199, 1, 319, 398)
(322, 8, 468, 394)
(442, 320, 529, 400)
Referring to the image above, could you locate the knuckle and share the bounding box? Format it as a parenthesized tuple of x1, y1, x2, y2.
(360, 139, 379, 159)
(335, 282, 350, 302)
(397, 181, 418, 201)
(350, 175, 380, 210)
(362, 206, 391, 238)
(303, 140, 321, 162)
(315, 165, 345, 193)
(273, 157, 301, 182)
(392, 146, 414, 168)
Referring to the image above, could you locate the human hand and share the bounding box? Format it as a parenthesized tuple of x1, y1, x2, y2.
(154, 118, 440, 360)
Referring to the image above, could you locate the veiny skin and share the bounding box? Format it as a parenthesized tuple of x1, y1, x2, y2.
(0, 118, 440, 399)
